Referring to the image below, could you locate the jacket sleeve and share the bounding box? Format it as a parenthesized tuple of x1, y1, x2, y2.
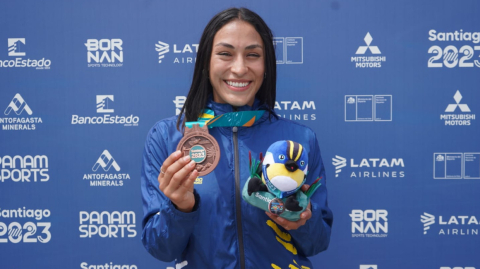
(141, 122, 200, 262)
(288, 133, 333, 257)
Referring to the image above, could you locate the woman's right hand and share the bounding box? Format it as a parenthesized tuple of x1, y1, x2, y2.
(158, 150, 199, 213)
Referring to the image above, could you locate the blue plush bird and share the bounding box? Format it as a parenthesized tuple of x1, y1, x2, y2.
(247, 140, 309, 212)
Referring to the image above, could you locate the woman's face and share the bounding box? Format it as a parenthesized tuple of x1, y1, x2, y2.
(209, 20, 265, 107)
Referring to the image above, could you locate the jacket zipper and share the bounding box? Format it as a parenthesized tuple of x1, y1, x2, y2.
(233, 126, 245, 269)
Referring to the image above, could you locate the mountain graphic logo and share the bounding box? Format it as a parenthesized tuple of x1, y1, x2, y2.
(4, 93, 32, 115)
(96, 95, 114, 113)
(8, 38, 26, 56)
(155, 41, 170, 63)
(92, 150, 120, 172)
(356, 33, 381, 55)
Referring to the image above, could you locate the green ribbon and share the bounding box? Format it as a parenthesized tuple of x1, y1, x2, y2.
(185, 108, 265, 129)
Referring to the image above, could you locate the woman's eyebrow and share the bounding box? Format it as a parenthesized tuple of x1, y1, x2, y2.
(214, 43, 263, 50)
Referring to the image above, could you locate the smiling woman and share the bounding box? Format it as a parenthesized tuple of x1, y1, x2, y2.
(141, 7, 332, 269)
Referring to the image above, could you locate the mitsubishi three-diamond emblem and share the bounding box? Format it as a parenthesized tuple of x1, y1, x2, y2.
(356, 33, 381, 54)
(445, 90, 470, 112)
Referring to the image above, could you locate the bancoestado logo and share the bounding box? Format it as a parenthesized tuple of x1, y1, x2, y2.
(350, 210, 388, 238)
(440, 90, 475, 126)
(85, 39, 123, 67)
(0, 38, 51, 69)
(351, 32, 386, 68)
(174, 96, 316, 121)
(72, 95, 139, 126)
(332, 155, 405, 178)
(0, 155, 49, 182)
(79, 211, 136, 238)
(0, 207, 51, 243)
(421, 212, 479, 236)
(428, 29, 480, 68)
(1, 93, 43, 130)
(83, 150, 130, 187)
(80, 262, 138, 269)
(156, 41, 198, 64)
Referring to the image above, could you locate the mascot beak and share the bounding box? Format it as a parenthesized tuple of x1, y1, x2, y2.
(285, 160, 298, 172)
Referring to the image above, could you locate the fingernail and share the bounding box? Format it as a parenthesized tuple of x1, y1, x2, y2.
(188, 160, 196, 167)
(183, 155, 190, 162)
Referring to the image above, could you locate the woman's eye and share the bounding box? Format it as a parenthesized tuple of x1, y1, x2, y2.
(279, 154, 285, 160)
(247, 53, 260, 57)
(218, 52, 231, 56)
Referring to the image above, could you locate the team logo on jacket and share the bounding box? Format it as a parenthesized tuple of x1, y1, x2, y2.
(82, 150, 130, 187)
(2, 93, 43, 130)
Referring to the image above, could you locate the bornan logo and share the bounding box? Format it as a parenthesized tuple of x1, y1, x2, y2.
(155, 41, 198, 64)
(332, 155, 405, 178)
(71, 95, 139, 126)
(0, 207, 51, 243)
(351, 33, 386, 68)
(83, 150, 129, 187)
(420, 212, 480, 236)
(440, 90, 475, 126)
(428, 29, 480, 68)
(0, 155, 49, 183)
(351, 210, 388, 238)
(79, 211, 136, 238)
(85, 39, 123, 67)
(0, 38, 51, 69)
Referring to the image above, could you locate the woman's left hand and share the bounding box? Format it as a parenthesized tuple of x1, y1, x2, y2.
(265, 184, 312, 230)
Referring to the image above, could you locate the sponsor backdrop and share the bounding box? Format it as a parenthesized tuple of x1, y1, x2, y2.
(1, 0, 479, 268)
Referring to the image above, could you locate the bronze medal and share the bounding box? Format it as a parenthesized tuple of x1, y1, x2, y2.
(177, 124, 220, 176)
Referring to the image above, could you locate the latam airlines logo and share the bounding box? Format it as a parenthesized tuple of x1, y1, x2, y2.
(85, 39, 123, 67)
(421, 212, 480, 236)
(155, 41, 198, 64)
(1, 94, 42, 130)
(71, 95, 139, 126)
(440, 90, 475, 126)
(83, 150, 129, 187)
(351, 33, 386, 68)
(332, 155, 405, 178)
(0, 38, 51, 69)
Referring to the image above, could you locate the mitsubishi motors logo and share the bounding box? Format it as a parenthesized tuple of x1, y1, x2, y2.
(445, 90, 470, 112)
(92, 150, 120, 172)
(356, 33, 381, 54)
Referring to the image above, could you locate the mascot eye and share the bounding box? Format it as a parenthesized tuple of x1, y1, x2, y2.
(300, 161, 305, 166)
(279, 154, 285, 160)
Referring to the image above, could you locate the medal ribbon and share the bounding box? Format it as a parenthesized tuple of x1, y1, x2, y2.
(185, 108, 265, 129)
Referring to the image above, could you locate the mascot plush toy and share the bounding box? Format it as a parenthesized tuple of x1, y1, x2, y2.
(242, 140, 322, 221)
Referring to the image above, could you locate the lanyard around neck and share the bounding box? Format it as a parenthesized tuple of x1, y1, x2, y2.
(185, 108, 266, 129)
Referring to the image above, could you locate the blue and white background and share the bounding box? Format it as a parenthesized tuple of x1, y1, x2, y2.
(1, 1, 480, 268)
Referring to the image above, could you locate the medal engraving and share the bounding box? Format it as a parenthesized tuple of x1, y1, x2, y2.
(177, 124, 220, 176)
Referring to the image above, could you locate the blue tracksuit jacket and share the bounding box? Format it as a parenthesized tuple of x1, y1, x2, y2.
(141, 98, 333, 269)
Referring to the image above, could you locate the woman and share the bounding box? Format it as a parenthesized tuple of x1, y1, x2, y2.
(141, 7, 333, 269)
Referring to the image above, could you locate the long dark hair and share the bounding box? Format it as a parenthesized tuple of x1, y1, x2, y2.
(176, 7, 277, 130)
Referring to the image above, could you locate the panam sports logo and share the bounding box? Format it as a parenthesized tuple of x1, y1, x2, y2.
(155, 41, 198, 64)
(332, 155, 405, 178)
(440, 90, 475, 126)
(71, 95, 139, 126)
(351, 32, 386, 68)
(420, 212, 479, 236)
(428, 29, 480, 68)
(83, 150, 130, 187)
(0, 38, 51, 69)
(0, 155, 49, 183)
(79, 211, 136, 238)
(85, 39, 123, 67)
(1, 93, 43, 130)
